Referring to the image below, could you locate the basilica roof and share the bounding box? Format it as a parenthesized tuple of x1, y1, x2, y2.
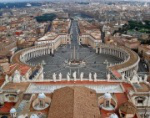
(48, 86, 101, 118)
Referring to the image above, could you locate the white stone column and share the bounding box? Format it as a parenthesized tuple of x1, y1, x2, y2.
(99, 48, 101, 53)
(51, 49, 54, 54)
(96, 48, 98, 53)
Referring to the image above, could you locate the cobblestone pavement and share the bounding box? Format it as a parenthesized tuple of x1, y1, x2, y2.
(28, 21, 123, 80)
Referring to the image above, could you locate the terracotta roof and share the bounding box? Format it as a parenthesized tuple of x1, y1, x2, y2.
(0, 26, 7, 32)
(6, 64, 30, 76)
(78, 20, 101, 40)
(0, 77, 5, 87)
(119, 101, 136, 114)
(48, 86, 101, 118)
(111, 70, 121, 78)
(136, 83, 150, 92)
(18, 65, 31, 75)
(0, 102, 16, 113)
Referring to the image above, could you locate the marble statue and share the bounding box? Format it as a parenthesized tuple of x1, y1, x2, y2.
(21, 77, 26, 82)
(139, 76, 142, 82)
(127, 77, 130, 82)
(9, 76, 12, 82)
(68, 61, 71, 65)
(89, 73, 92, 81)
(67, 72, 70, 81)
(13, 70, 21, 83)
(59, 73, 62, 81)
(144, 74, 148, 82)
(109, 63, 112, 66)
(73, 71, 77, 81)
(94, 73, 97, 82)
(107, 73, 110, 81)
(40, 73, 44, 81)
(121, 73, 125, 81)
(80, 72, 84, 81)
(53, 73, 56, 82)
(5, 75, 9, 82)
(131, 73, 138, 83)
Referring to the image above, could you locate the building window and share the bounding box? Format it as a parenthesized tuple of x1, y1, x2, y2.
(106, 101, 109, 107)
(135, 96, 145, 104)
(138, 99, 144, 104)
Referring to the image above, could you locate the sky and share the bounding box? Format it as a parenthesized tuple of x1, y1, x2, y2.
(0, 0, 150, 2)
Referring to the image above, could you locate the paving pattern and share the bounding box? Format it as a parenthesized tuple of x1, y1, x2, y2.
(28, 21, 123, 79)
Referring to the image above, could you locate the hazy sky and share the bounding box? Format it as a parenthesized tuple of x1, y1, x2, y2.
(0, 0, 150, 2)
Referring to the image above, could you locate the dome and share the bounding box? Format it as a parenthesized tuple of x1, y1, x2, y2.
(30, 114, 39, 118)
(38, 93, 46, 99)
(10, 108, 16, 113)
(104, 92, 112, 99)
(110, 113, 118, 118)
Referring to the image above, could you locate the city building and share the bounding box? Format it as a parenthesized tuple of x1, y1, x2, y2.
(0, 2, 150, 118)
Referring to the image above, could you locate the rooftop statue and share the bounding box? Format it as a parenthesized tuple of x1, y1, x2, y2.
(53, 73, 57, 82)
(94, 73, 97, 82)
(59, 73, 62, 81)
(13, 70, 21, 83)
(89, 72, 92, 81)
(73, 71, 77, 81)
(80, 72, 84, 81)
(67, 72, 70, 81)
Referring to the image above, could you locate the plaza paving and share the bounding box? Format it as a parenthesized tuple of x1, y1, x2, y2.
(28, 21, 123, 79)
(28, 45, 122, 79)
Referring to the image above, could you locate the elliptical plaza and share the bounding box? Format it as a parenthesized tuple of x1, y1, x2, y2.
(0, 19, 150, 118)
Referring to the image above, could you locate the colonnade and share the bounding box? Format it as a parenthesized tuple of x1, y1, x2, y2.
(96, 46, 129, 61)
(121, 60, 139, 77)
(96, 44, 140, 78)
(20, 45, 54, 63)
(18, 34, 71, 65)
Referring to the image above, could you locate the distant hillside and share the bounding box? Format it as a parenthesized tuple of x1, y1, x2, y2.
(0, 2, 42, 9)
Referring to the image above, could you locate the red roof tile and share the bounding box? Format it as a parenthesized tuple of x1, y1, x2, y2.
(0, 77, 5, 87)
(18, 65, 30, 75)
(112, 70, 121, 78)
(0, 102, 16, 113)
